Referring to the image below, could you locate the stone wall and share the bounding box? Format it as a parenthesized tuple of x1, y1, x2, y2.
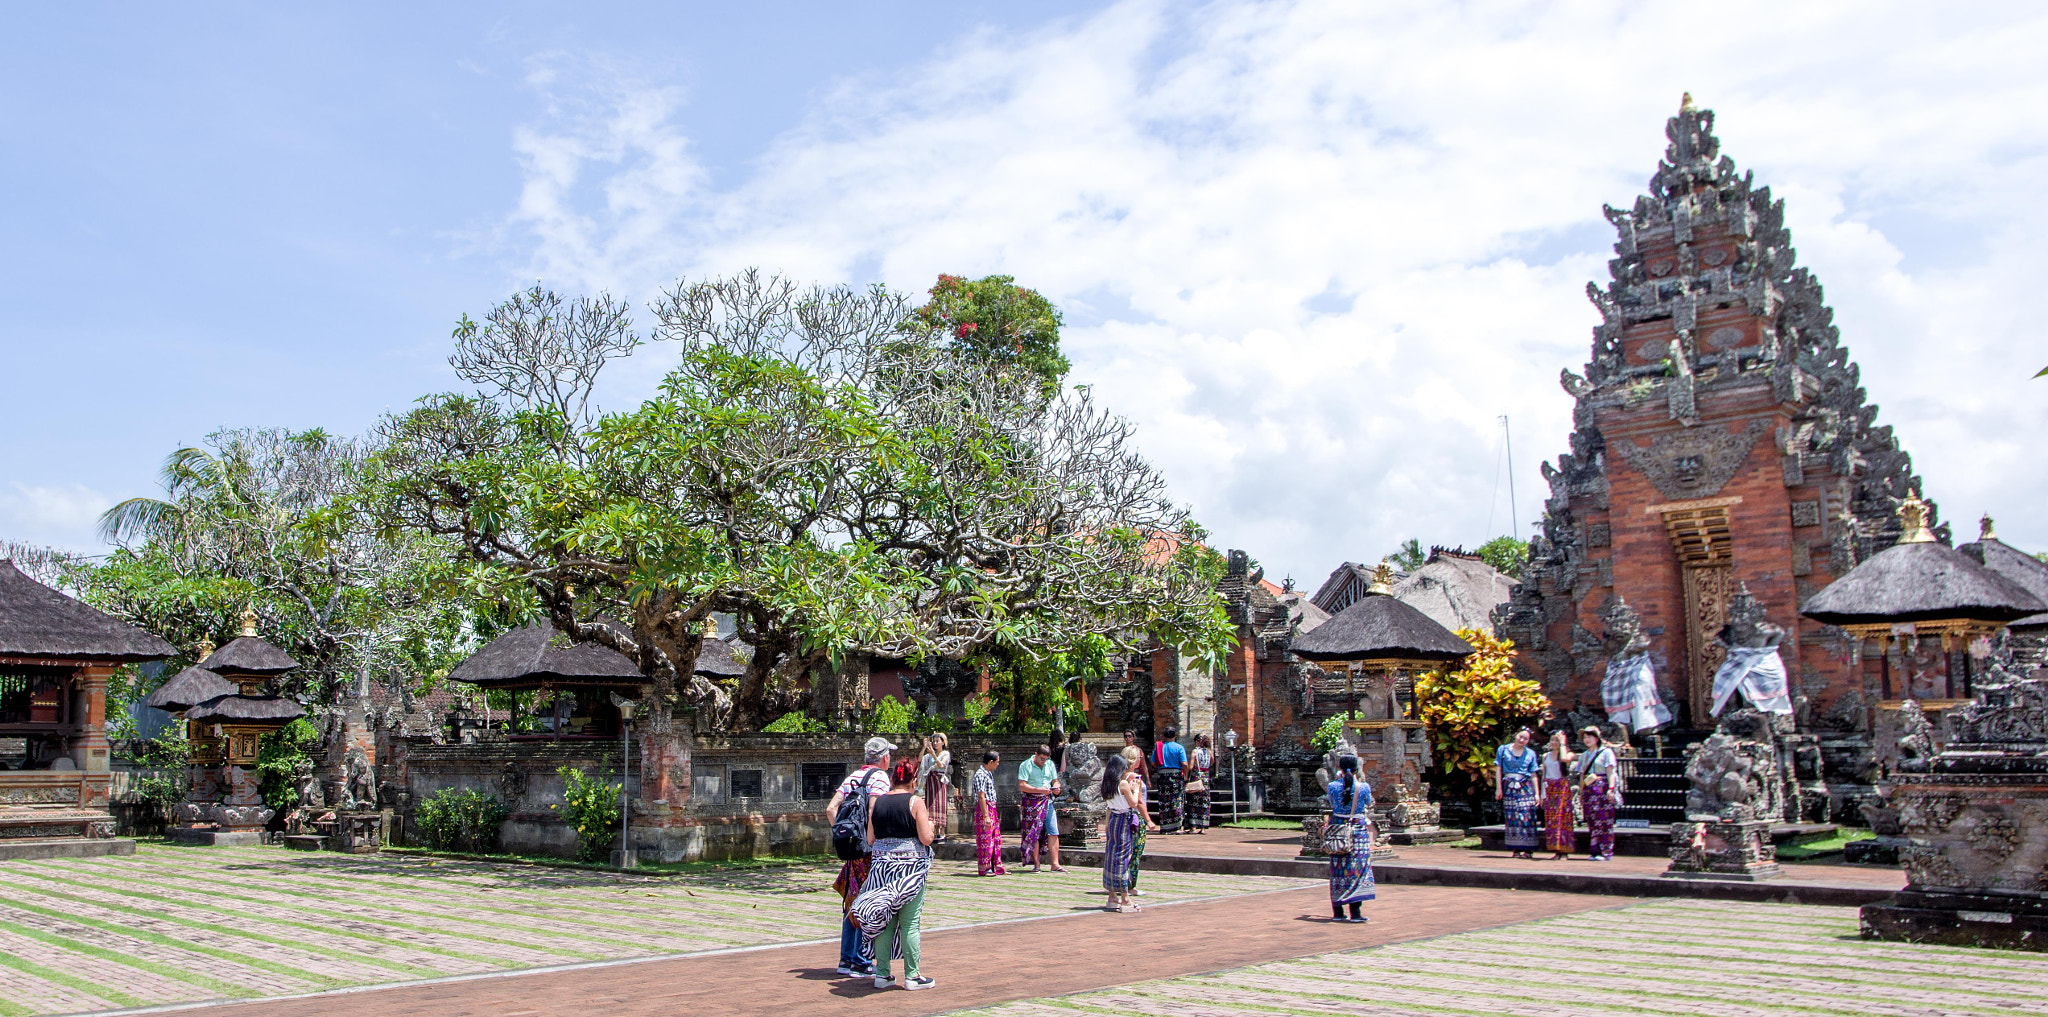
(389, 728, 1073, 863)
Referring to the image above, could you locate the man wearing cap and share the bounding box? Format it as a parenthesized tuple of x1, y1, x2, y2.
(829, 736, 897, 977)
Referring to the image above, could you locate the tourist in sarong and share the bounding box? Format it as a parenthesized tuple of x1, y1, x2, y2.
(1491, 726, 1542, 859)
(1185, 733, 1213, 834)
(918, 734, 951, 840)
(1122, 729, 1150, 783)
(1153, 726, 1187, 833)
(853, 759, 936, 990)
(827, 737, 895, 977)
(1541, 730, 1577, 860)
(970, 749, 1005, 876)
(1119, 746, 1150, 894)
(1016, 744, 1065, 872)
(1574, 726, 1622, 861)
(1099, 752, 1158, 912)
(1324, 753, 1375, 923)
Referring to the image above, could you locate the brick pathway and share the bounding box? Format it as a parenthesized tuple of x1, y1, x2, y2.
(959, 898, 2048, 1017)
(156, 883, 1620, 1017)
(0, 844, 1312, 1014)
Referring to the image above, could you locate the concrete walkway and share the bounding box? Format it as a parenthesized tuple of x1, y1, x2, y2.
(124, 884, 1622, 1017)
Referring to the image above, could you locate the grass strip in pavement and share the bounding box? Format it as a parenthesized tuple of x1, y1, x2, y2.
(45, 858, 697, 954)
(0, 879, 447, 978)
(3, 866, 580, 967)
(0, 897, 354, 992)
(0, 947, 139, 1011)
(0, 913, 261, 999)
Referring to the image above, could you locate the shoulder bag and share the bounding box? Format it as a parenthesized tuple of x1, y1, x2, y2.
(1321, 783, 1368, 856)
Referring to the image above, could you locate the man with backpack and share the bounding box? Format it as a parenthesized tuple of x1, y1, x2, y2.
(829, 736, 896, 977)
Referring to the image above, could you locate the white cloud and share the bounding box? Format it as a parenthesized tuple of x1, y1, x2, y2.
(0, 483, 115, 555)
(495, 0, 2048, 587)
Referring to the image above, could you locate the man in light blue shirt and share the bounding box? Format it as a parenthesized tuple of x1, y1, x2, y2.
(1016, 745, 1065, 872)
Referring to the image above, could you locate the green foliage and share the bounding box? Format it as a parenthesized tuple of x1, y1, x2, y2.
(1475, 535, 1530, 579)
(1310, 714, 1351, 754)
(554, 764, 622, 863)
(910, 274, 1070, 399)
(86, 428, 474, 709)
(1390, 539, 1426, 571)
(962, 692, 995, 731)
(414, 787, 510, 853)
(762, 710, 827, 734)
(132, 773, 188, 825)
(1414, 629, 1551, 800)
(910, 711, 953, 735)
(255, 718, 319, 815)
(868, 695, 918, 733)
(133, 728, 192, 769)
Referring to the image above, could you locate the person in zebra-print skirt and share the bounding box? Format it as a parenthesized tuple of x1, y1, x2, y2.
(851, 759, 937, 990)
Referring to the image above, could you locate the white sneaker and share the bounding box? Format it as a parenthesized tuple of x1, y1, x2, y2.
(873, 975, 894, 989)
(903, 975, 935, 990)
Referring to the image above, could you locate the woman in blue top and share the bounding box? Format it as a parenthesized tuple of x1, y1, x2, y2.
(1324, 754, 1375, 923)
(1491, 727, 1542, 859)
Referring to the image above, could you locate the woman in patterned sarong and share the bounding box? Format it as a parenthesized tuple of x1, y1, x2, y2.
(1492, 727, 1542, 859)
(918, 734, 952, 837)
(1541, 730, 1577, 859)
(1324, 754, 1375, 923)
(1184, 733, 1213, 833)
(1574, 726, 1622, 861)
(1119, 747, 1150, 893)
(1098, 753, 1157, 911)
(969, 750, 1005, 876)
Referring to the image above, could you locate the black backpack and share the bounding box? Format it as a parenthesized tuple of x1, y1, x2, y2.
(832, 767, 880, 861)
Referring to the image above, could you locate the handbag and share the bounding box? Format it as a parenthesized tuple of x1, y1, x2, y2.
(1320, 784, 1368, 856)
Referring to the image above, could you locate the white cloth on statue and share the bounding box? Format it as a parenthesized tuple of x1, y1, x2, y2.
(1602, 653, 1671, 732)
(1711, 645, 1793, 717)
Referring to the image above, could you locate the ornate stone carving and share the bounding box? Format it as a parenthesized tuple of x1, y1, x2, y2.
(1614, 419, 1774, 501)
(1790, 500, 1822, 528)
(1586, 522, 1611, 547)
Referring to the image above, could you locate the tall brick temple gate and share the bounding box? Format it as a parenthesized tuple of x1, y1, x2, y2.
(1498, 99, 1939, 773)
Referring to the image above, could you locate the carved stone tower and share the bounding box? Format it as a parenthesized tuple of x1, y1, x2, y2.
(1498, 97, 1937, 734)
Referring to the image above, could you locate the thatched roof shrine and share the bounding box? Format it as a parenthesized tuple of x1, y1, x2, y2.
(1801, 498, 2044, 627)
(447, 620, 747, 690)
(185, 693, 305, 723)
(1290, 563, 1475, 664)
(0, 560, 172, 663)
(143, 665, 236, 713)
(200, 635, 297, 676)
(1961, 518, 2048, 632)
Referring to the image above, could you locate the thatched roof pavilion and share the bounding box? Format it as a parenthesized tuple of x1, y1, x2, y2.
(142, 662, 236, 713)
(447, 619, 746, 689)
(0, 561, 172, 662)
(1960, 516, 2048, 634)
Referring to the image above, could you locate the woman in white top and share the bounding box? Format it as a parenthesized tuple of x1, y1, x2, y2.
(917, 734, 951, 840)
(1541, 730, 1577, 860)
(1098, 751, 1156, 912)
(1573, 726, 1622, 861)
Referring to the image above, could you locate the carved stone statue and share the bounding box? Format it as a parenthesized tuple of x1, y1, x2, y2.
(1683, 709, 1783, 821)
(1709, 584, 1792, 717)
(1059, 742, 1104, 808)
(294, 758, 324, 809)
(1599, 596, 1670, 733)
(339, 746, 373, 812)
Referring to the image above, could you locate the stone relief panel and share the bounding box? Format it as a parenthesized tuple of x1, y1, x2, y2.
(1586, 522, 1611, 547)
(1791, 500, 1822, 528)
(1614, 419, 1775, 501)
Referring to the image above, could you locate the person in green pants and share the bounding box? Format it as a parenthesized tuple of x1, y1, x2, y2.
(854, 759, 938, 990)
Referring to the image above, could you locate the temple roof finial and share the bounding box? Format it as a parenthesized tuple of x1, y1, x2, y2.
(1980, 513, 1997, 541)
(1366, 560, 1394, 596)
(1897, 489, 1935, 544)
(1680, 91, 1695, 113)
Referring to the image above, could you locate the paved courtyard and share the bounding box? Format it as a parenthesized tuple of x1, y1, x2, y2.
(1, 845, 2044, 1017)
(0, 843, 1312, 1015)
(961, 899, 2048, 1017)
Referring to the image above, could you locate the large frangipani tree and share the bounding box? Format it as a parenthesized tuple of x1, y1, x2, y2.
(370, 269, 1232, 746)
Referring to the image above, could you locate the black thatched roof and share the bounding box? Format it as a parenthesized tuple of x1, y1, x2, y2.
(1288, 591, 1475, 662)
(1962, 534, 2048, 631)
(1801, 539, 2047, 626)
(143, 665, 237, 712)
(0, 560, 174, 663)
(200, 636, 297, 676)
(447, 620, 644, 689)
(185, 693, 306, 723)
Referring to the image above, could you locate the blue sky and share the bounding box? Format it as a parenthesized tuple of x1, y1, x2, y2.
(5, 1, 2046, 588)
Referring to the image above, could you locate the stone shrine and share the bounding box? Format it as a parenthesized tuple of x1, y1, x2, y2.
(1498, 97, 1938, 774)
(1862, 669, 2048, 950)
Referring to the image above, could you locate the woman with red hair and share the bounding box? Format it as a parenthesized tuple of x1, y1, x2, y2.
(850, 758, 937, 990)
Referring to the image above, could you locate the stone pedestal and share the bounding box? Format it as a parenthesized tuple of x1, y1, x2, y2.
(166, 827, 264, 847)
(1665, 818, 1781, 880)
(1860, 672, 2048, 951)
(1056, 804, 1103, 849)
(1843, 796, 1907, 866)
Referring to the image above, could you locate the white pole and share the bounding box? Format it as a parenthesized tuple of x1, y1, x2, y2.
(620, 711, 630, 866)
